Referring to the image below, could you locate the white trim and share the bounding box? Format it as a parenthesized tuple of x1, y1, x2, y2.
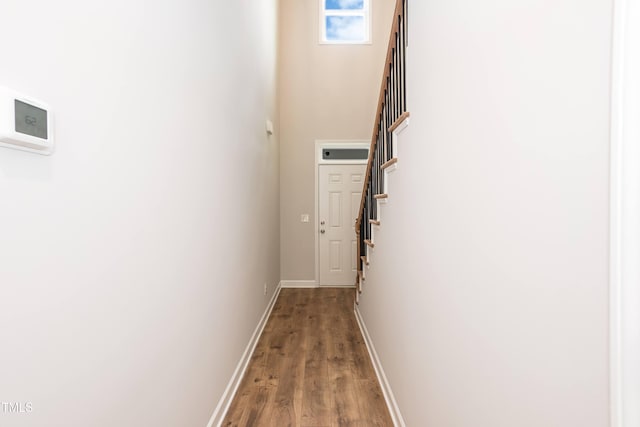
(206, 282, 282, 427)
(354, 306, 406, 427)
(322, 284, 356, 288)
(315, 140, 369, 287)
(610, 0, 640, 425)
(280, 280, 319, 288)
(391, 116, 410, 137)
(388, 116, 409, 172)
(383, 163, 398, 174)
(279, 280, 355, 289)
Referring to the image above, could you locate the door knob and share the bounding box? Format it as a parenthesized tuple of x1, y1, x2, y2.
(320, 229, 325, 234)
(320, 220, 325, 225)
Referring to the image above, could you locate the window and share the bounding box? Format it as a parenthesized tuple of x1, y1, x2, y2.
(320, 0, 371, 44)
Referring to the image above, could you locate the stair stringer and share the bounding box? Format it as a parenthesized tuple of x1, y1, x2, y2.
(358, 116, 410, 294)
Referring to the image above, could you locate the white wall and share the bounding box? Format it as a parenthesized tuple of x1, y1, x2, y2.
(0, 1, 280, 426)
(359, 0, 612, 426)
(279, 0, 395, 281)
(611, 0, 640, 424)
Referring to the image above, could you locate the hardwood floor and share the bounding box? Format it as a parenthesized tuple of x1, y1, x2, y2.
(222, 288, 393, 427)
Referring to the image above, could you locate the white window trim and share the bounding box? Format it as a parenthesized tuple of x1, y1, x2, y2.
(319, 0, 372, 45)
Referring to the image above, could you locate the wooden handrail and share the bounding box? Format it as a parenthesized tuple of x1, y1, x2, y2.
(355, 0, 408, 300)
(356, 0, 407, 229)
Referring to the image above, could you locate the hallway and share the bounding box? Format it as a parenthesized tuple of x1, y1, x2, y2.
(0, 0, 625, 425)
(223, 288, 392, 426)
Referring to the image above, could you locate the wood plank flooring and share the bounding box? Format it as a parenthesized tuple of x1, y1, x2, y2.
(222, 288, 393, 427)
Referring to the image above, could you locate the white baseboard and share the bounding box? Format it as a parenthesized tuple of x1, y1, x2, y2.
(206, 282, 282, 427)
(354, 306, 406, 427)
(280, 280, 318, 288)
(280, 280, 356, 289)
(322, 284, 356, 288)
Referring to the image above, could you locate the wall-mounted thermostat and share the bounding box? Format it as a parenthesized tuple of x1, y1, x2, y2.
(0, 87, 54, 155)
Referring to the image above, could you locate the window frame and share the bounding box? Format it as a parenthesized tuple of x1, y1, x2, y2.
(319, 0, 372, 45)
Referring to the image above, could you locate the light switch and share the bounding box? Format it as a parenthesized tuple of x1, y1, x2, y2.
(301, 214, 309, 223)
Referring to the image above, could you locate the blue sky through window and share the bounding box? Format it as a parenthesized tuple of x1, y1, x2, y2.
(325, 16, 365, 41)
(322, 0, 369, 43)
(325, 0, 364, 10)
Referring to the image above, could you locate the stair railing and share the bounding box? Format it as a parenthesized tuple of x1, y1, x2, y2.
(355, 0, 409, 300)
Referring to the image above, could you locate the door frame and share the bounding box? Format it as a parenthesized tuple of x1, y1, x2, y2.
(315, 140, 369, 286)
(610, 0, 640, 425)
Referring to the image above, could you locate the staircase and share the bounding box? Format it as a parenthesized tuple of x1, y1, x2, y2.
(355, 0, 410, 304)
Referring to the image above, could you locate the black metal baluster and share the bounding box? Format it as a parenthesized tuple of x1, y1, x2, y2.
(403, 0, 407, 112)
(396, 25, 400, 119)
(356, 1, 410, 291)
(378, 132, 383, 192)
(387, 78, 393, 159)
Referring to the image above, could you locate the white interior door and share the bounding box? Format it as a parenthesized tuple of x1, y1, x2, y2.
(318, 164, 366, 286)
